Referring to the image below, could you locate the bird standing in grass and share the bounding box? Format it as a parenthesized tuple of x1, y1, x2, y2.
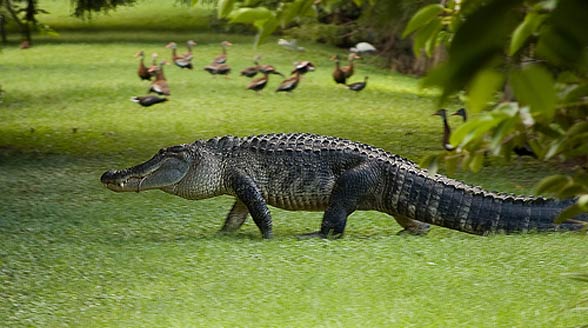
(241, 56, 261, 77)
(331, 55, 346, 84)
(291, 61, 315, 75)
(204, 63, 231, 76)
(212, 41, 232, 65)
(247, 72, 269, 93)
(341, 53, 361, 79)
(276, 72, 301, 93)
(346, 76, 368, 92)
(433, 109, 456, 151)
(166, 41, 196, 69)
(259, 64, 285, 77)
(136, 51, 152, 81)
(148, 61, 171, 96)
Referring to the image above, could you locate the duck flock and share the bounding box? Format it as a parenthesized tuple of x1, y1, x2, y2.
(131, 40, 370, 107)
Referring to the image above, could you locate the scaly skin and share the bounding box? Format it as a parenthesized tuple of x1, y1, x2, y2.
(100, 133, 587, 239)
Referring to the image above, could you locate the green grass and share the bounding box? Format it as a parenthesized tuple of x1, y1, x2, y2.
(1, 4, 587, 327)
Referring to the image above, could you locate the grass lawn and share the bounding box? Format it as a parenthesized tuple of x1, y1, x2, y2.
(1, 2, 587, 327)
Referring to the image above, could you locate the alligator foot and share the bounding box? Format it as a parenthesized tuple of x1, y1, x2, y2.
(397, 223, 431, 236)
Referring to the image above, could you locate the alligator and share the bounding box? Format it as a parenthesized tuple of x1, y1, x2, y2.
(100, 133, 587, 239)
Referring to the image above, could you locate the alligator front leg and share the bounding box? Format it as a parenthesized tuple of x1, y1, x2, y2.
(231, 173, 273, 239)
(220, 200, 249, 233)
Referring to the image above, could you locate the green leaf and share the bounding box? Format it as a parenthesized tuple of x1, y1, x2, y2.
(402, 4, 444, 38)
(413, 19, 442, 57)
(420, 154, 439, 175)
(254, 16, 280, 47)
(228, 7, 273, 24)
(279, 0, 315, 27)
(556, 195, 588, 223)
(217, 0, 236, 18)
(466, 68, 504, 113)
(468, 152, 485, 172)
(509, 12, 545, 56)
(535, 174, 571, 194)
(509, 65, 556, 120)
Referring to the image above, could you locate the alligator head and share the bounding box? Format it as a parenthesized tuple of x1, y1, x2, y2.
(101, 145, 192, 193)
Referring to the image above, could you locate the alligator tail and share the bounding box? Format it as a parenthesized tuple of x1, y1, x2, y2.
(388, 166, 587, 235)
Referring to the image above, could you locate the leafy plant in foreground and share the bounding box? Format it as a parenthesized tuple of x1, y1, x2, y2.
(404, 0, 588, 221)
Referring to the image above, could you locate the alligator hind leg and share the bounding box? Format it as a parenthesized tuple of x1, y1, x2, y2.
(220, 200, 249, 233)
(300, 164, 376, 239)
(393, 214, 430, 235)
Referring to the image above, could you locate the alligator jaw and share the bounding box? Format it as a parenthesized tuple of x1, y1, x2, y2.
(100, 170, 146, 192)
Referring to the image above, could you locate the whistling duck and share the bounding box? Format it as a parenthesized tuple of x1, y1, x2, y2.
(148, 53, 159, 77)
(148, 61, 170, 96)
(166, 41, 195, 69)
(433, 109, 455, 151)
(276, 71, 301, 93)
(241, 56, 261, 78)
(346, 76, 368, 92)
(136, 51, 151, 81)
(204, 63, 231, 76)
(212, 41, 232, 65)
(341, 53, 361, 79)
(331, 55, 346, 84)
(131, 95, 168, 107)
(247, 72, 269, 93)
(259, 64, 285, 77)
(291, 61, 315, 75)
(452, 107, 467, 122)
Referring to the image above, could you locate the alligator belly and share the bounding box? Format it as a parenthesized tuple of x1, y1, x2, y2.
(265, 193, 330, 211)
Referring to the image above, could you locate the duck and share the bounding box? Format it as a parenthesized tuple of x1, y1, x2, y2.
(135, 51, 152, 81)
(148, 61, 171, 96)
(204, 63, 231, 76)
(241, 56, 261, 77)
(148, 53, 159, 77)
(341, 53, 361, 79)
(331, 55, 346, 84)
(433, 109, 456, 151)
(259, 64, 285, 77)
(247, 72, 269, 93)
(276, 72, 301, 93)
(291, 61, 315, 75)
(212, 41, 232, 65)
(346, 76, 368, 92)
(452, 107, 467, 122)
(165, 41, 196, 69)
(131, 95, 168, 107)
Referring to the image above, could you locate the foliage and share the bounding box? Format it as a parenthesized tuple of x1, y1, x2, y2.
(405, 0, 588, 221)
(70, 0, 138, 19)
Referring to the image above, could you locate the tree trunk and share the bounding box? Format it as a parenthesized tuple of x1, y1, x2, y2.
(0, 13, 7, 44)
(4, 0, 32, 45)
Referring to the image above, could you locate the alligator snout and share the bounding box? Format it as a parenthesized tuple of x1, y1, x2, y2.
(100, 170, 119, 185)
